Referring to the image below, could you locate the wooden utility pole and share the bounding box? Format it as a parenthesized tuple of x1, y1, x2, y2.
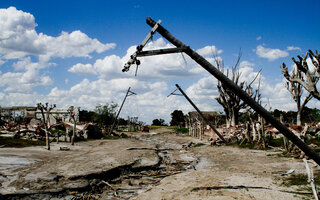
(109, 87, 136, 135)
(169, 84, 226, 143)
(122, 17, 320, 165)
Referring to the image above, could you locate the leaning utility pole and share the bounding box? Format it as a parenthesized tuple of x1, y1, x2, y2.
(122, 17, 320, 165)
(168, 84, 226, 143)
(109, 87, 136, 135)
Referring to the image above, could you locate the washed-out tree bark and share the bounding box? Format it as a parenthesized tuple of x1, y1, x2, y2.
(281, 50, 320, 101)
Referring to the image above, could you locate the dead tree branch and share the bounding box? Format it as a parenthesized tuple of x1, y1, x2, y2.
(281, 50, 320, 101)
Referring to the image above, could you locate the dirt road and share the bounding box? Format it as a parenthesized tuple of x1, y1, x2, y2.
(0, 128, 317, 199)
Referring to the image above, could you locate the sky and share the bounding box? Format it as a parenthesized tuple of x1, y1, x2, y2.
(0, 0, 319, 124)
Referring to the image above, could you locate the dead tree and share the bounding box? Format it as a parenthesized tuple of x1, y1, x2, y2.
(215, 55, 261, 127)
(243, 76, 263, 145)
(281, 50, 320, 101)
(68, 106, 79, 145)
(37, 103, 56, 150)
(282, 65, 313, 125)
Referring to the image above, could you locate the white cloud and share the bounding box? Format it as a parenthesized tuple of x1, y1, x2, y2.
(68, 63, 97, 75)
(0, 7, 115, 61)
(255, 45, 289, 61)
(185, 76, 220, 111)
(44, 30, 116, 59)
(196, 46, 223, 57)
(0, 68, 52, 93)
(287, 46, 301, 51)
(239, 60, 255, 68)
(0, 7, 115, 94)
(256, 36, 262, 41)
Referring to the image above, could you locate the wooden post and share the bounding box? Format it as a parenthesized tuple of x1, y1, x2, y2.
(145, 17, 320, 165)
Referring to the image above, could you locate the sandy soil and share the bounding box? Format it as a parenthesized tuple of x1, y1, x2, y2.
(0, 128, 318, 199)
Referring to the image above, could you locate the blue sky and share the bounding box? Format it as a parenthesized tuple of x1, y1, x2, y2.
(0, 0, 319, 124)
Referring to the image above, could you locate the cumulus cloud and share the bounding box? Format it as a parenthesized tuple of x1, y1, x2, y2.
(0, 7, 115, 94)
(0, 7, 115, 61)
(68, 63, 97, 75)
(43, 30, 116, 60)
(287, 46, 301, 51)
(196, 46, 223, 57)
(239, 60, 255, 68)
(255, 45, 289, 61)
(0, 68, 52, 93)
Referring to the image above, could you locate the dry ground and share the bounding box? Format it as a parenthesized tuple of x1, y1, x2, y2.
(0, 127, 318, 199)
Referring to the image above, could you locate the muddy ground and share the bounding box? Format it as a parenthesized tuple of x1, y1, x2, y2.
(0, 128, 318, 200)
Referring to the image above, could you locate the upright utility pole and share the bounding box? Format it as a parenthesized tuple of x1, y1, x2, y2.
(109, 87, 136, 134)
(170, 84, 226, 142)
(122, 17, 320, 165)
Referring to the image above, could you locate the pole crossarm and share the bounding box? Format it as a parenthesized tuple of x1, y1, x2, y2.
(122, 20, 162, 73)
(167, 88, 183, 97)
(127, 89, 137, 97)
(174, 84, 226, 143)
(136, 47, 189, 57)
(144, 17, 320, 165)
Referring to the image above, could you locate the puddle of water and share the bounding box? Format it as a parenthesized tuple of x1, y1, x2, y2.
(0, 156, 34, 171)
(195, 157, 209, 170)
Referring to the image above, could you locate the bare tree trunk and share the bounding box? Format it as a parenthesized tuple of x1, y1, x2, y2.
(245, 122, 252, 143)
(297, 110, 302, 126)
(226, 118, 231, 128)
(231, 109, 238, 127)
(40, 109, 50, 150)
(71, 121, 76, 145)
(260, 117, 266, 148)
(302, 123, 309, 143)
(252, 122, 258, 142)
